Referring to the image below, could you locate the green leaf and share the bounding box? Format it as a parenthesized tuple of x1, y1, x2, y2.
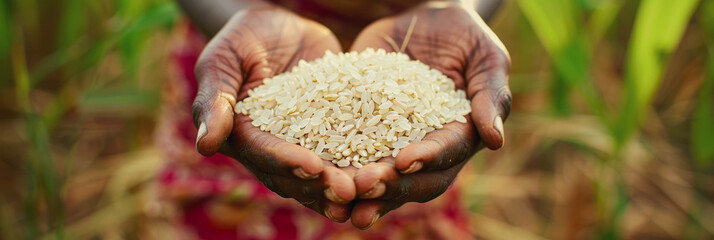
(0, 1, 10, 85)
(614, 0, 700, 147)
(13, 23, 64, 239)
(26, 115, 64, 240)
(56, 0, 85, 49)
(693, 0, 714, 166)
(692, 52, 714, 166)
(517, 1, 609, 121)
(80, 89, 161, 114)
(516, 0, 580, 115)
(117, 2, 179, 83)
(15, 0, 39, 34)
(549, 74, 572, 116)
(516, 0, 579, 54)
(552, 36, 607, 119)
(587, 0, 624, 42)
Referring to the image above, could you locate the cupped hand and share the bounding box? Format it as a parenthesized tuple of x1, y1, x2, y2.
(348, 2, 512, 229)
(191, 4, 356, 222)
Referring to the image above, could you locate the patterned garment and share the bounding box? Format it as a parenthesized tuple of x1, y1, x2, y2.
(267, 0, 423, 48)
(157, 18, 474, 240)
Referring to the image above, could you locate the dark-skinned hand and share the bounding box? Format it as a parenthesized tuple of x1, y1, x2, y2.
(192, 4, 357, 223)
(348, 2, 512, 229)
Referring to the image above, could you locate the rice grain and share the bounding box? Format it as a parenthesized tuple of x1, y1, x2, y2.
(235, 48, 470, 167)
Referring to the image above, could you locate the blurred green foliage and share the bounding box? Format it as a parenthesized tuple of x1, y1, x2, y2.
(516, 0, 704, 238)
(617, 0, 699, 149)
(517, 0, 699, 151)
(4, 0, 179, 239)
(692, 0, 714, 166)
(2, 0, 712, 239)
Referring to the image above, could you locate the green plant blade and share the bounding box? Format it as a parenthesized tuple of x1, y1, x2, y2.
(516, 0, 578, 54)
(614, 0, 700, 146)
(692, 49, 714, 166)
(517, 0, 609, 121)
(692, 0, 714, 166)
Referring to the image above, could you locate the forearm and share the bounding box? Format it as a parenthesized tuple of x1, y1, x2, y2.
(476, 0, 503, 21)
(176, 0, 269, 36)
(429, 0, 476, 9)
(429, 0, 502, 21)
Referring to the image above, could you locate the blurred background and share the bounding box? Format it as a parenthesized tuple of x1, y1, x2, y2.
(1, 0, 713, 239)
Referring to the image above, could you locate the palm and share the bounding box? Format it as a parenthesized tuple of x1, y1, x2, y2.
(197, 7, 342, 100)
(193, 6, 356, 223)
(347, 2, 512, 228)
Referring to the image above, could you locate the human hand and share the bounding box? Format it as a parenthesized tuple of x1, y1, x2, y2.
(348, 2, 512, 228)
(192, 4, 356, 222)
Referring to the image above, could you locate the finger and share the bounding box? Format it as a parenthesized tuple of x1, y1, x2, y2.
(265, 164, 355, 204)
(355, 157, 454, 201)
(261, 171, 352, 222)
(228, 114, 324, 179)
(354, 158, 398, 200)
(394, 120, 479, 174)
(191, 41, 245, 156)
(322, 201, 352, 223)
(192, 73, 239, 156)
(268, 174, 353, 222)
(297, 200, 351, 223)
(350, 200, 384, 229)
(466, 44, 511, 150)
(321, 165, 357, 204)
(356, 158, 467, 202)
(350, 16, 398, 52)
(293, 20, 344, 63)
(350, 200, 404, 230)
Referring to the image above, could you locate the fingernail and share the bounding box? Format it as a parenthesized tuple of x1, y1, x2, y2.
(493, 116, 504, 145)
(324, 187, 346, 204)
(400, 161, 423, 174)
(196, 122, 207, 148)
(324, 208, 338, 222)
(360, 213, 380, 230)
(359, 181, 385, 199)
(293, 167, 319, 180)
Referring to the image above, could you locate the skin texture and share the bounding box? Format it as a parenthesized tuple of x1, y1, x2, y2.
(348, 2, 511, 229)
(192, 4, 358, 222)
(189, 0, 511, 229)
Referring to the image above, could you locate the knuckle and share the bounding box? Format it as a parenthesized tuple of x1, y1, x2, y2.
(191, 92, 212, 123)
(457, 140, 473, 162)
(301, 183, 313, 198)
(492, 49, 511, 68)
(440, 128, 474, 165)
(494, 86, 512, 119)
(467, 81, 489, 98)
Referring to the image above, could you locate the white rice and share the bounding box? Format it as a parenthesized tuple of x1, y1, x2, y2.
(235, 48, 471, 168)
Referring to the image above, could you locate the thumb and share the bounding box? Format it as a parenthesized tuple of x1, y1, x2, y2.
(192, 62, 241, 156)
(466, 48, 511, 150)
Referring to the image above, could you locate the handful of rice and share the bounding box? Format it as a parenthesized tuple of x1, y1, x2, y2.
(235, 48, 470, 168)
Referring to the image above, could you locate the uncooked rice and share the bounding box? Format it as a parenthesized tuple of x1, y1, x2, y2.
(235, 48, 471, 168)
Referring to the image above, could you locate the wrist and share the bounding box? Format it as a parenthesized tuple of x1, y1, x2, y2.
(426, 0, 477, 9)
(177, 0, 275, 36)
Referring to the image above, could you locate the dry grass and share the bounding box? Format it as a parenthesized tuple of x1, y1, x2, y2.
(1, 0, 713, 239)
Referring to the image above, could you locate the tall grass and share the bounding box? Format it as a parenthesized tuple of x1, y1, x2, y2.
(3, 0, 178, 239)
(1, 0, 711, 239)
(516, 0, 698, 150)
(615, 0, 700, 149)
(692, 0, 714, 166)
(514, 0, 705, 239)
